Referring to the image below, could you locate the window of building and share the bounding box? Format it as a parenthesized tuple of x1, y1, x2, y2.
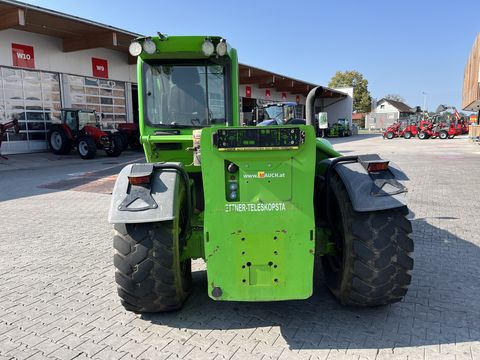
(65, 75, 126, 129)
(0, 66, 61, 145)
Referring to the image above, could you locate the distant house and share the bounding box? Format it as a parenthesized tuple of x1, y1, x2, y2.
(365, 98, 415, 129)
(352, 112, 366, 128)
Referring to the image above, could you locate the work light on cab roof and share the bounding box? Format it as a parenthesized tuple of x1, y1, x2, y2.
(128, 41, 142, 56)
(142, 38, 156, 54)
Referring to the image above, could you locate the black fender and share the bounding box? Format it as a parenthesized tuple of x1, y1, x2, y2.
(108, 163, 184, 224)
(321, 158, 409, 212)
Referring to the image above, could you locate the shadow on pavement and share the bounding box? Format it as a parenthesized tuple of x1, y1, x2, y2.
(141, 218, 480, 350)
(0, 152, 143, 202)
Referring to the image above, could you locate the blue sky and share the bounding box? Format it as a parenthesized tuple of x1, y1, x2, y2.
(26, 0, 480, 112)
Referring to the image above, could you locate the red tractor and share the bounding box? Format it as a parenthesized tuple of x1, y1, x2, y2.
(383, 121, 401, 139)
(48, 109, 124, 159)
(116, 123, 142, 150)
(418, 117, 455, 139)
(399, 118, 419, 139)
(383, 118, 418, 139)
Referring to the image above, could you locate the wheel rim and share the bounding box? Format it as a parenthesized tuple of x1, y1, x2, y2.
(107, 139, 115, 153)
(78, 141, 89, 156)
(51, 132, 63, 150)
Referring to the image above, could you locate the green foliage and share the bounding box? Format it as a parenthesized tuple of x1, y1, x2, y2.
(328, 70, 372, 113)
(385, 94, 406, 103)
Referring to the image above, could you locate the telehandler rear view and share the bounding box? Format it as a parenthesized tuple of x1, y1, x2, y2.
(108, 35, 413, 312)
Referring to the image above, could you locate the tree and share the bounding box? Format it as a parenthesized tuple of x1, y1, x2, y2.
(384, 94, 406, 103)
(328, 70, 372, 113)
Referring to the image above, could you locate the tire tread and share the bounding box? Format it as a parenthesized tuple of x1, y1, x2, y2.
(322, 174, 413, 306)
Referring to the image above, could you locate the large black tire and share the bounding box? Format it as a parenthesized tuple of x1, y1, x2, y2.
(386, 131, 394, 139)
(403, 131, 412, 139)
(48, 126, 72, 155)
(116, 130, 129, 151)
(439, 130, 448, 140)
(105, 133, 123, 157)
(321, 174, 413, 306)
(77, 135, 97, 159)
(113, 187, 191, 313)
(129, 131, 142, 150)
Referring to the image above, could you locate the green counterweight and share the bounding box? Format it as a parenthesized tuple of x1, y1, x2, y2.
(200, 126, 316, 300)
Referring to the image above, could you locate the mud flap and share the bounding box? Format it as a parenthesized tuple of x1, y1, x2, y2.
(329, 159, 409, 212)
(108, 163, 181, 224)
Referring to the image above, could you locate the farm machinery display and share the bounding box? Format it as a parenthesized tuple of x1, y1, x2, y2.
(108, 35, 413, 313)
(48, 109, 124, 159)
(384, 107, 468, 140)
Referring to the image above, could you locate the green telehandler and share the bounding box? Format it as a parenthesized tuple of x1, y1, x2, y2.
(108, 35, 413, 312)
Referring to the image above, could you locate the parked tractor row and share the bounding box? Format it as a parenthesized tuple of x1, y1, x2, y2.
(383, 113, 469, 140)
(48, 109, 141, 159)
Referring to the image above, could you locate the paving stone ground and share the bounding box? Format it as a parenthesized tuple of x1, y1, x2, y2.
(0, 135, 479, 360)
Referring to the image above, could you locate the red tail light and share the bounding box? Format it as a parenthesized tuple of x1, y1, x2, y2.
(128, 175, 151, 185)
(367, 161, 389, 172)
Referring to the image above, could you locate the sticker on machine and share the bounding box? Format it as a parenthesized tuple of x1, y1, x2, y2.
(243, 171, 286, 179)
(225, 202, 286, 213)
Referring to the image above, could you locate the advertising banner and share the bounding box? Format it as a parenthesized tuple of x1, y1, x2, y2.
(12, 43, 35, 69)
(92, 57, 109, 78)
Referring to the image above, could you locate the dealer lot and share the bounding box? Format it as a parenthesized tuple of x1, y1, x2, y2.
(0, 135, 479, 360)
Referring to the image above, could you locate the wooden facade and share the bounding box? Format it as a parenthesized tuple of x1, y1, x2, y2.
(462, 33, 480, 111)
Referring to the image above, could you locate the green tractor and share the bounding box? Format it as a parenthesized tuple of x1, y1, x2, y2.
(328, 119, 351, 137)
(108, 35, 413, 312)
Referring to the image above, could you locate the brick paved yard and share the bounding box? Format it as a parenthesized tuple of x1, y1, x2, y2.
(0, 136, 479, 360)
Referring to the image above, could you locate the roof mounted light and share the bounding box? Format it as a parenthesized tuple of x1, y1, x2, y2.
(142, 38, 157, 55)
(216, 39, 227, 56)
(201, 39, 215, 56)
(129, 41, 142, 56)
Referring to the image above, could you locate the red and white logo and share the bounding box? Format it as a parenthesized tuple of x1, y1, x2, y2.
(92, 57, 109, 78)
(245, 86, 251, 98)
(12, 43, 35, 69)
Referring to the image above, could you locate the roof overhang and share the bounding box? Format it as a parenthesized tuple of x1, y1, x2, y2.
(239, 64, 319, 97)
(0, 0, 140, 63)
(0, 1, 344, 95)
(463, 99, 480, 112)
